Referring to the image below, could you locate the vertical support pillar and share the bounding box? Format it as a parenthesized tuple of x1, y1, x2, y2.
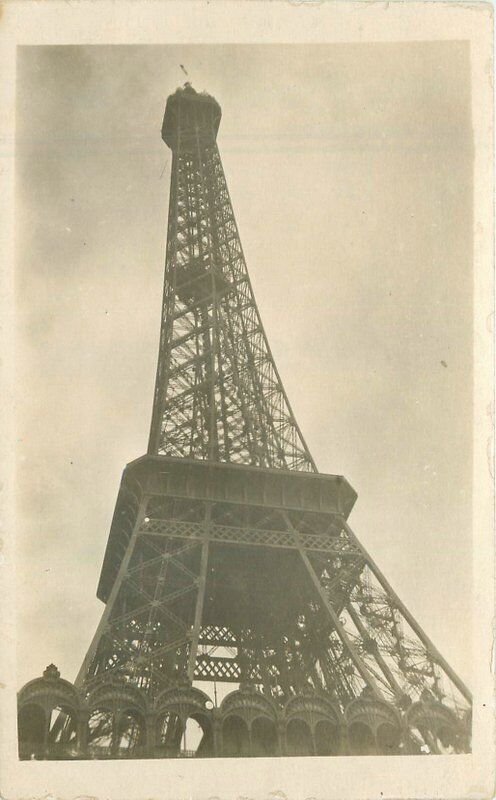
(42, 704, 50, 759)
(145, 711, 157, 757)
(187, 504, 211, 682)
(74, 492, 148, 688)
(247, 720, 253, 758)
(338, 721, 350, 756)
(212, 712, 222, 757)
(77, 710, 89, 759)
(276, 718, 286, 756)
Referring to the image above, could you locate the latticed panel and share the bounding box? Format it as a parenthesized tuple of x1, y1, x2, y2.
(198, 625, 238, 647)
(149, 121, 314, 471)
(194, 655, 242, 682)
(141, 497, 351, 554)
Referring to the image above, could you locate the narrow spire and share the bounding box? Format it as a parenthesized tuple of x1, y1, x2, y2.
(148, 88, 316, 472)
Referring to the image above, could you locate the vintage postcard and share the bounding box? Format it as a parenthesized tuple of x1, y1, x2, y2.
(0, 1, 493, 799)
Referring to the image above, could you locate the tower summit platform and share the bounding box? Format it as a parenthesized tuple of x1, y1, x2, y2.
(161, 83, 222, 149)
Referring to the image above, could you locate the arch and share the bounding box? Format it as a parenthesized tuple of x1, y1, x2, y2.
(87, 708, 114, 756)
(87, 707, 145, 758)
(284, 692, 338, 719)
(87, 680, 147, 715)
(18, 675, 80, 716)
(114, 709, 145, 756)
(184, 713, 213, 758)
(157, 710, 213, 758)
(405, 701, 465, 755)
(345, 696, 400, 730)
(348, 721, 376, 756)
(286, 718, 313, 757)
(18, 670, 82, 760)
(154, 685, 212, 718)
(284, 692, 341, 734)
(155, 687, 214, 758)
(47, 705, 79, 758)
(376, 722, 401, 755)
(345, 695, 401, 755)
(158, 710, 183, 757)
(18, 703, 46, 759)
(437, 725, 461, 755)
(220, 687, 277, 725)
(251, 716, 278, 757)
(222, 715, 250, 757)
(314, 718, 340, 756)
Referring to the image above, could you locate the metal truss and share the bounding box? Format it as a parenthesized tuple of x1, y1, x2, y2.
(147, 86, 315, 472)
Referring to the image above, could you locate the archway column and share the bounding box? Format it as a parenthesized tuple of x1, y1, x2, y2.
(41, 702, 51, 758)
(145, 711, 157, 754)
(276, 718, 285, 756)
(337, 721, 349, 755)
(77, 709, 90, 758)
(212, 711, 222, 757)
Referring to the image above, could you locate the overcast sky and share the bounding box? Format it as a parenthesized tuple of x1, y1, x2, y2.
(16, 43, 473, 690)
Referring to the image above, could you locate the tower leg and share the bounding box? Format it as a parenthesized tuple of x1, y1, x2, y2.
(286, 509, 470, 727)
(299, 543, 384, 699)
(74, 494, 148, 687)
(341, 520, 472, 704)
(187, 515, 210, 682)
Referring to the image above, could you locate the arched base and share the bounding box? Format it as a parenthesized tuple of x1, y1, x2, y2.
(17, 672, 471, 760)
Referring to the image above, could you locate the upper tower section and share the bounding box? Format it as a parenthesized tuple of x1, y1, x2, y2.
(162, 83, 222, 151)
(149, 85, 315, 472)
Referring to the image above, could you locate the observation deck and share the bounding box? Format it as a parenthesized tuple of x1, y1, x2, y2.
(97, 455, 358, 603)
(162, 84, 222, 150)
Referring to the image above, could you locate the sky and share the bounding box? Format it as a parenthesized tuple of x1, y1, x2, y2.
(15, 43, 473, 690)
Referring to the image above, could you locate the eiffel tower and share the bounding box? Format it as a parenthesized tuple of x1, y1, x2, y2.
(18, 83, 471, 760)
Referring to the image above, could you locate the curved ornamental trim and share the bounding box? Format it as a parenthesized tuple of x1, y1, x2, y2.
(17, 670, 471, 759)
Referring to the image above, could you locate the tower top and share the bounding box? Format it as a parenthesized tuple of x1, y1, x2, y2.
(162, 83, 222, 149)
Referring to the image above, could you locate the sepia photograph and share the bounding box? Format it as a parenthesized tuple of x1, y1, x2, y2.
(15, 40, 474, 758)
(1, 3, 493, 799)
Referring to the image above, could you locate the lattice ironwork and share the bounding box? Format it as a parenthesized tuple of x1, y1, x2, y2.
(198, 625, 238, 647)
(194, 655, 242, 682)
